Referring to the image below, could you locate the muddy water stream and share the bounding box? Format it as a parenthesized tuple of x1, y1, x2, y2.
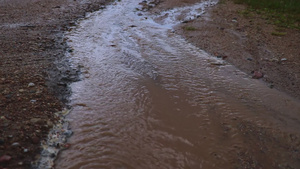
(55, 0, 300, 168)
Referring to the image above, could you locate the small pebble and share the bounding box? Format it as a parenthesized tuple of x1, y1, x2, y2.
(30, 100, 37, 103)
(281, 58, 287, 61)
(252, 71, 263, 79)
(0, 155, 12, 163)
(12, 142, 20, 147)
(28, 82, 35, 87)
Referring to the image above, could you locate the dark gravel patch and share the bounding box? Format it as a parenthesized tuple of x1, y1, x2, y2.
(0, 0, 112, 168)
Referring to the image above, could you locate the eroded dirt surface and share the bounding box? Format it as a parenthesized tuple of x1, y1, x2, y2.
(0, 0, 111, 168)
(167, 0, 300, 99)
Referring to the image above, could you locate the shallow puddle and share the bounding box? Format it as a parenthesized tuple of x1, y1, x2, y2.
(55, 0, 300, 168)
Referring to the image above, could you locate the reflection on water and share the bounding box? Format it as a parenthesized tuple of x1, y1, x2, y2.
(55, 0, 300, 168)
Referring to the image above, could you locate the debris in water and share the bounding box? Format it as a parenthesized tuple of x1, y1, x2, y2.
(32, 109, 72, 169)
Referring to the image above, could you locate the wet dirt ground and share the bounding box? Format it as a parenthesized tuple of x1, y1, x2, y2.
(0, 0, 300, 169)
(168, 0, 300, 99)
(0, 0, 111, 168)
(54, 0, 300, 169)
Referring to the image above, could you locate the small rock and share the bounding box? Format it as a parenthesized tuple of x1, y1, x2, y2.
(280, 58, 287, 61)
(252, 71, 263, 79)
(47, 120, 54, 128)
(63, 130, 73, 137)
(0, 155, 12, 163)
(62, 143, 71, 149)
(28, 82, 35, 87)
(18, 161, 23, 165)
(11, 142, 20, 147)
(50, 153, 56, 158)
(222, 55, 228, 60)
(19, 89, 25, 92)
(24, 148, 29, 153)
(30, 118, 43, 124)
(247, 58, 253, 61)
(30, 100, 37, 103)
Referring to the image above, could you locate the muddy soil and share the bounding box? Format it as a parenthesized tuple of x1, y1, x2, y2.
(0, 0, 112, 168)
(1, 0, 299, 168)
(164, 0, 300, 99)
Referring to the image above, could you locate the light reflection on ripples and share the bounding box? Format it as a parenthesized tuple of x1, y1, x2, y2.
(55, 0, 300, 168)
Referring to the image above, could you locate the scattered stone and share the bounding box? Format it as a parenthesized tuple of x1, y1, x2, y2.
(47, 120, 54, 128)
(63, 130, 73, 137)
(11, 142, 20, 147)
(19, 89, 25, 92)
(50, 153, 56, 158)
(30, 99, 37, 103)
(24, 148, 29, 153)
(62, 143, 71, 149)
(30, 118, 43, 124)
(252, 71, 263, 79)
(28, 82, 35, 87)
(0, 155, 12, 163)
(18, 161, 23, 165)
(247, 58, 253, 61)
(281, 58, 287, 61)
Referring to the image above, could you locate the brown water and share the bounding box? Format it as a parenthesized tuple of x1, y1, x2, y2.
(55, 0, 300, 168)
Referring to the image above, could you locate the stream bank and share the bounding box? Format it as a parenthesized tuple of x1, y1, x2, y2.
(0, 0, 112, 168)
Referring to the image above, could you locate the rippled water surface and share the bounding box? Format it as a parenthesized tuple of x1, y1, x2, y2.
(55, 0, 300, 168)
